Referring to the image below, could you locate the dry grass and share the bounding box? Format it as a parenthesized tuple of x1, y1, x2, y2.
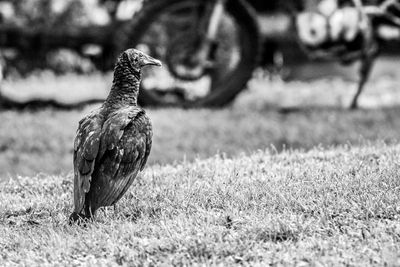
(1, 144, 399, 265)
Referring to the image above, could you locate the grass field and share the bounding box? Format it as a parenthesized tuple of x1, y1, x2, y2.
(1, 68, 400, 265)
(1, 70, 400, 178)
(1, 144, 399, 265)
(2, 104, 400, 179)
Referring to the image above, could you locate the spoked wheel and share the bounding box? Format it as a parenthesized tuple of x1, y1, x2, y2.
(122, 0, 260, 107)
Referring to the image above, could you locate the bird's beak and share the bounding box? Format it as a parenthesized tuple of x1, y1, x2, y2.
(141, 54, 162, 67)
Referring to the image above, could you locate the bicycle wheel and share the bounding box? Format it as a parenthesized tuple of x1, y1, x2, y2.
(121, 0, 261, 107)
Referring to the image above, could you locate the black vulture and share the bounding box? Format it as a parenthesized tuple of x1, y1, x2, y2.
(70, 49, 161, 223)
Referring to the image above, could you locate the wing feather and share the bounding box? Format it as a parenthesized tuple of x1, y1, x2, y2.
(89, 107, 152, 208)
(73, 110, 103, 214)
(140, 117, 153, 171)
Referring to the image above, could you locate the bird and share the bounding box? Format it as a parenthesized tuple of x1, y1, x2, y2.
(69, 48, 161, 223)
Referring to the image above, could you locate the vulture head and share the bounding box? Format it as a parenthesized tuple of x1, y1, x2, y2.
(119, 48, 162, 73)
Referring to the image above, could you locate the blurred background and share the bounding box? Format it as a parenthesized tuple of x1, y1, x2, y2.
(0, 0, 400, 178)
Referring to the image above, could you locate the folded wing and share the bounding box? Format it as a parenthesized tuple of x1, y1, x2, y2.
(73, 110, 103, 214)
(87, 107, 153, 210)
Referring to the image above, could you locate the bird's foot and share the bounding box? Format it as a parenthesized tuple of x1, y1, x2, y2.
(68, 212, 92, 226)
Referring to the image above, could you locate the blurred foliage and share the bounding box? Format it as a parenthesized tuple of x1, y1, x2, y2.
(46, 49, 96, 74)
(0, 0, 144, 76)
(0, 0, 112, 75)
(0, 0, 112, 28)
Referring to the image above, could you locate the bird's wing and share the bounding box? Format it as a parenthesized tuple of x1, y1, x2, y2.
(92, 106, 152, 206)
(73, 109, 104, 213)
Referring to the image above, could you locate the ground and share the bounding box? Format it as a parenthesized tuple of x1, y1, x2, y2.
(1, 144, 399, 265)
(1, 59, 400, 265)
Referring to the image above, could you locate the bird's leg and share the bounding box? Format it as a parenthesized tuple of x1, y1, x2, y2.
(84, 204, 95, 221)
(349, 54, 376, 109)
(69, 209, 92, 226)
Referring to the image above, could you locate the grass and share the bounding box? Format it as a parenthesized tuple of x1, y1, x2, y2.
(1, 59, 400, 178)
(1, 144, 399, 265)
(2, 95, 400, 178)
(1, 63, 400, 264)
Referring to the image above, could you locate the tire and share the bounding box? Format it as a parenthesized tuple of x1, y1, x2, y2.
(121, 0, 261, 108)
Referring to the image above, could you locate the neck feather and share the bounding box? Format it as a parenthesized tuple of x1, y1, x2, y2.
(103, 60, 141, 112)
